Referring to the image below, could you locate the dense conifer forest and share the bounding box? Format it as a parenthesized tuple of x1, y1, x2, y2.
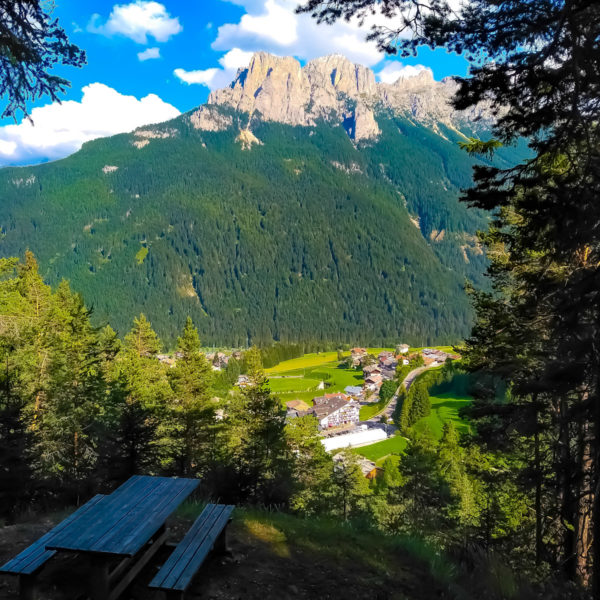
(0, 108, 527, 347)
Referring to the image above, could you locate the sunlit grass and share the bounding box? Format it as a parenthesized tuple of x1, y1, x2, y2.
(353, 435, 408, 461)
(414, 392, 472, 440)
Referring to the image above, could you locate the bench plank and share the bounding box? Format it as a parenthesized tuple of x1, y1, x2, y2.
(149, 504, 234, 592)
(150, 505, 220, 588)
(0, 495, 104, 576)
(171, 507, 233, 591)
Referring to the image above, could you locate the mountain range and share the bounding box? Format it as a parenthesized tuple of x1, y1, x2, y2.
(0, 53, 529, 346)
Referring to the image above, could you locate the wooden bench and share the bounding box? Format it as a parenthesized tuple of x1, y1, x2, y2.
(149, 503, 234, 599)
(0, 494, 104, 600)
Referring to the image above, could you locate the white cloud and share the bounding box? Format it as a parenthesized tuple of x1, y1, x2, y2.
(377, 62, 433, 84)
(138, 47, 161, 61)
(0, 83, 180, 166)
(0, 140, 16, 156)
(174, 67, 221, 86)
(213, 0, 384, 67)
(174, 48, 254, 90)
(89, 1, 182, 44)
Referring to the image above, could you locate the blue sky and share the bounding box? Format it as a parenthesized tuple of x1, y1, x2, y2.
(0, 0, 470, 166)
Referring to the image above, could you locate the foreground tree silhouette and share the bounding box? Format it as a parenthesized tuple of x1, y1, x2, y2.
(0, 1, 86, 120)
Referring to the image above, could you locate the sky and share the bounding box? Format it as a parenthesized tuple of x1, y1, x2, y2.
(0, 0, 470, 167)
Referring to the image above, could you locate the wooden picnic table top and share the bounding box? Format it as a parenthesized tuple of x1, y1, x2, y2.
(46, 475, 198, 558)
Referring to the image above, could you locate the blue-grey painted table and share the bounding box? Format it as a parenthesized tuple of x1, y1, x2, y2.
(46, 475, 199, 600)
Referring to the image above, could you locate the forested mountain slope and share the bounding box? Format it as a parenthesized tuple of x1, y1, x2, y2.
(0, 53, 529, 346)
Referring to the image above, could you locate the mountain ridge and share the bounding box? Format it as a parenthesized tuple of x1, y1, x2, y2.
(188, 52, 495, 142)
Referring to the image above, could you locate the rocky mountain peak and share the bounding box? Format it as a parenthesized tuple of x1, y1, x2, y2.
(193, 52, 493, 142)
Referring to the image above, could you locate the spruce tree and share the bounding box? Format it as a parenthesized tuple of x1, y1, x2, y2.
(167, 317, 215, 476)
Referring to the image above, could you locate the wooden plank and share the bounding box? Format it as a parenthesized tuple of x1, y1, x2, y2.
(85, 478, 172, 553)
(149, 505, 219, 588)
(0, 494, 104, 575)
(172, 506, 234, 591)
(46, 478, 160, 553)
(149, 505, 234, 592)
(60, 477, 160, 551)
(96, 478, 199, 556)
(47, 477, 198, 558)
(151, 505, 220, 588)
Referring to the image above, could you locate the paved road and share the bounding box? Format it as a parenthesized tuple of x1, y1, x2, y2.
(365, 364, 435, 423)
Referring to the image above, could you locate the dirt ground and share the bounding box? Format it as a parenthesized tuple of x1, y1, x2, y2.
(0, 515, 446, 600)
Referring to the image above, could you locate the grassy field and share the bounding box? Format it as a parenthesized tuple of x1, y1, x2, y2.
(353, 435, 408, 461)
(266, 352, 363, 407)
(359, 398, 388, 421)
(266, 352, 340, 373)
(414, 392, 472, 439)
(268, 377, 322, 393)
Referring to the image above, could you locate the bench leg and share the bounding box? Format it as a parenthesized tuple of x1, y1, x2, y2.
(214, 524, 229, 555)
(19, 574, 36, 600)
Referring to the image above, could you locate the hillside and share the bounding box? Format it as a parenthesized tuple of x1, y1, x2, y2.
(0, 504, 511, 600)
(0, 53, 529, 346)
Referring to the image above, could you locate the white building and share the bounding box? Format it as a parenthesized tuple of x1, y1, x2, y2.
(321, 426, 387, 452)
(312, 394, 360, 429)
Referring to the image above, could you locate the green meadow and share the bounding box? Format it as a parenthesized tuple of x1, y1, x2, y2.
(266, 352, 365, 407)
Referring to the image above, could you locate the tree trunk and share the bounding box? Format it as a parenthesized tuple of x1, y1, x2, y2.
(574, 414, 593, 587)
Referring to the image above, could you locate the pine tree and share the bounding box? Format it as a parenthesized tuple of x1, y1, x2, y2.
(226, 351, 289, 504)
(115, 315, 172, 475)
(167, 317, 215, 476)
(330, 450, 371, 520)
(285, 414, 333, 515)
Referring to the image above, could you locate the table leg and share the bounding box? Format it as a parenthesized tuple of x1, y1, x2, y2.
(90, 556, 110, 600)
(19, 574, 36, 600)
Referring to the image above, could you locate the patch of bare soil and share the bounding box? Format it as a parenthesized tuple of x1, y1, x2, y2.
(0, 516, 445, 600)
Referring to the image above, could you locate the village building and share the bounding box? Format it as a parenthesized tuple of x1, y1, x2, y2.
(235, 374, 251, 388)
(362, 364, 381, 378)
(350, 347, 367, 367)
(379, 367, 396, 381)
(156, 354, 175, 367)
(379, 355, 398, 371)
(344, 385, 364, 400)
(285, 399, 311, 416)
(422, 348, 449, 366)
(333, 453, 383, 479)
(311, 394, 359, 430)
(364, 373, 383, 393)
(321, 425, 387, 452)
(396, 343, 410, 354)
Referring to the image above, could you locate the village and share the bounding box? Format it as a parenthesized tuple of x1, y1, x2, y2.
(252, 345, 457, 478)
(158, 343, 458, 479)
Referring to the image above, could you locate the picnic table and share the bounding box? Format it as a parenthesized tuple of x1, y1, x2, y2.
(1, 475, 199, 600)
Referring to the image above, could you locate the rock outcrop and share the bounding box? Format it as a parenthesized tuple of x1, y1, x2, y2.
(190, 52, 495, 141)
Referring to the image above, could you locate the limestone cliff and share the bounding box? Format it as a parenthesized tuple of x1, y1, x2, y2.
(191, 52, 495, 142)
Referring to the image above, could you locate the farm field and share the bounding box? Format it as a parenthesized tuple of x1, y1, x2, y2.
(266, 352, 340, 373)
